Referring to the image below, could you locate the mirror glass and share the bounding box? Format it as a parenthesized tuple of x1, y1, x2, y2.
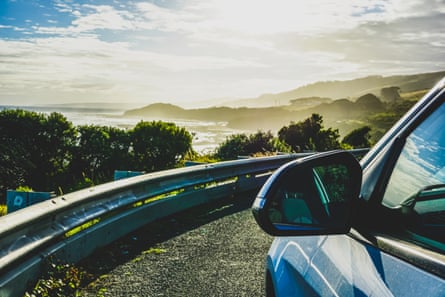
(266, 163, 354, 230)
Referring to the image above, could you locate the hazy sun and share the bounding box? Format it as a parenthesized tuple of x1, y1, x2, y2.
(200, 0, 356, 35)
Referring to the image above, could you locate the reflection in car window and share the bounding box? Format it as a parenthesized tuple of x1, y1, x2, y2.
(382, 100, 445, 245)
(383, 102, 445, 208)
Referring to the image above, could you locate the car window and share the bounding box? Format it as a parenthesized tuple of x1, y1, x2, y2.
(382, 100, 445, 245)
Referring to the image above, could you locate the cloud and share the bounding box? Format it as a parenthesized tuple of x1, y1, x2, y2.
(53, 1, 73, 14)
(72, 5, 135, 31)
(33, 4, 135, 36)
(1, 0, 444, 106)
(0, 29, 266, 105)
(258, 1, 445, 79)
(327, 13, 445, 74)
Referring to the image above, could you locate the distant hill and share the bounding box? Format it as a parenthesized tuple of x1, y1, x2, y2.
(41, 102, 140, 110)
(286, 97, 333, 111)
(124, 93, 386, 134)
(222, 71, 445, 107)
(124, 103, 293, 124)
(124, 71, 444, 138)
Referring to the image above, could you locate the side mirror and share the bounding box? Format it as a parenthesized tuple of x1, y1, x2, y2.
(252, 150, 362, 236)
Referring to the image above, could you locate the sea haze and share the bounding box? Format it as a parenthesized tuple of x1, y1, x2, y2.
(0, 105, 244, 154)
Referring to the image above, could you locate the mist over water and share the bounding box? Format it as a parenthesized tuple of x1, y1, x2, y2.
(0, 105, 244, 154)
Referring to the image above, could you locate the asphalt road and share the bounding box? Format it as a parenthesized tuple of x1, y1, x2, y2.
(78, 192, 274, 296)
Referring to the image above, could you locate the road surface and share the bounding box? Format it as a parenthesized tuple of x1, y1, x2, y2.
(79, 192, 273, 296)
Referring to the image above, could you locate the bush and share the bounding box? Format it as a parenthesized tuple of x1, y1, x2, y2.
(0, 110, 195, 201)
(278, 114, 340, 152)
(342, 126, 372, 148)
(215, 131, 289, 161)
(130, 121, 193, 171)
(25, 258, 93, 297)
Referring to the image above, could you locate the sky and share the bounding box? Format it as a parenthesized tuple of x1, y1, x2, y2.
(1, 0, 445, 108)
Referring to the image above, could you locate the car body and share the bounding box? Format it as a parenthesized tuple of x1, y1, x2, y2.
(252, 77, 445, 296)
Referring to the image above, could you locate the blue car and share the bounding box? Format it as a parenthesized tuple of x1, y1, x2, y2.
(252, 77, 445, 297)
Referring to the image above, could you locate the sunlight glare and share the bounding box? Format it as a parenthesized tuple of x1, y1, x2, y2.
(200, 0, 357, 35)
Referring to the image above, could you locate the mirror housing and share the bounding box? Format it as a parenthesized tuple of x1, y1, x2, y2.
(252, 150, 362, 236)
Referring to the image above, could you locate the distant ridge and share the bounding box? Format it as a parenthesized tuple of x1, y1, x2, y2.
(124, 70, 445, 136)
(222, 71, 445, 107)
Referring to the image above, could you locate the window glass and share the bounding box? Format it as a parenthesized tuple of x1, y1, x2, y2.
(383, 102, 445, 207)
(382, 101, 445, 245)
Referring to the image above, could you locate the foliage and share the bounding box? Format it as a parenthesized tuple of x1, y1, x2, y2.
(24, 258, 93, 297)
(278, 114, 341, 152)
(130, 121, 193, 171)
(380, 86, 401, 102)
(70, 125, 131, 184)
(40, 112, 78, 190)
(215, 130, 290, 160)
(0, 109, 77, 203)
(0, 204, 6, 216)
(401, 90, 428, 101)
(355, 94, 384, 111)
(16, 185, 34, 192)
(0, 110, 195, 203)
(0, 93, 419, 202)
(342, 126, 372, 148)
(0, 109, 40, 199)
(215, 133, 249, 160)
(67, 173, 95, 194)
(185, 151, 218, 164)
(388, 99, 418, 117)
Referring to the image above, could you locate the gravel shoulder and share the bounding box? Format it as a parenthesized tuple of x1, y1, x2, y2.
(78, 192, 274, 296)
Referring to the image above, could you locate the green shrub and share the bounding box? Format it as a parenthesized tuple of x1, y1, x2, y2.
(25, 258, 93, 297)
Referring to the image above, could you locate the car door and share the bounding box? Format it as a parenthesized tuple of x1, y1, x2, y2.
(308, 89, 445, 297)
(269, 89, 445, 297)
(354, 90, 445, 295)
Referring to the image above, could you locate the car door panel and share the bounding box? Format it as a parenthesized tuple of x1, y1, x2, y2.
(269, 234, 445, 296)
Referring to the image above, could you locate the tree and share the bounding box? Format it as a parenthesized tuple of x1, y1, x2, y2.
(215, 130, 290, 161)
(355, 94, 384, 112)
(342, 126, 372, 148)
(70, 125, 131, 184)
(0, 110, 76, 200)
(381, 86, 401, 103)
(0, 112, 198, 201)
(278, 114, 340, 152)
(130, 121, 193, 172)
(245, 131, 280, 155)
(38, 112, 77, 190)
(215, 133, 249, 160)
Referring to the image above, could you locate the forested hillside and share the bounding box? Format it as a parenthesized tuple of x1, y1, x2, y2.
(222, 71, 445, 107)
(124, 79, 432, 141)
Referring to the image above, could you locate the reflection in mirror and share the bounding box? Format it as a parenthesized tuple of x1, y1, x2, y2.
(267, 163, 353, 229)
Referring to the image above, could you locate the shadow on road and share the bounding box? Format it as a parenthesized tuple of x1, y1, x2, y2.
(79, 190, 258, 276)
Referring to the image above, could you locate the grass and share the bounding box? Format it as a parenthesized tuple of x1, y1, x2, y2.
(24, 257, 94, 297)
(142, 247, 167, 255)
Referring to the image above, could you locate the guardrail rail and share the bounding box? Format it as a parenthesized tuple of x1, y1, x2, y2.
(0, 149, 368, 297)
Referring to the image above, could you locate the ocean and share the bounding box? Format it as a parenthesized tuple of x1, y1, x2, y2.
(0, 105, 245, 155)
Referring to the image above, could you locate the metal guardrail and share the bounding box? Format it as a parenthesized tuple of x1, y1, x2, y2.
(0, 149, 368, 297)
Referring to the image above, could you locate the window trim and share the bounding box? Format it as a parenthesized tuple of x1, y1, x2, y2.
(349, 229, 445, 279)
